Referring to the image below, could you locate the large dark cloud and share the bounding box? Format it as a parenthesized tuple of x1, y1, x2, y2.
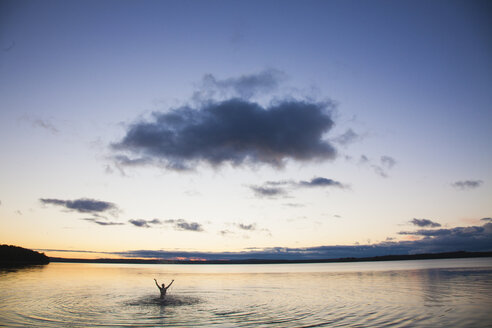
(112, 98, 336, 170)
(451, 180, 483, 190)
(40, 198, 118, 214)
(410, 218, 441, 228)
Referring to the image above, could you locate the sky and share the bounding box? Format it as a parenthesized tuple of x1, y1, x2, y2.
(1, 0, 491, 261)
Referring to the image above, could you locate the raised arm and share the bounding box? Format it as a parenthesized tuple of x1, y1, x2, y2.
(154, 278, 162, 289)
(165, 279, 174, 290)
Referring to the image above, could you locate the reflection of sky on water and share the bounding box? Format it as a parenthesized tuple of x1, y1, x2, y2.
(1, 259, 491, 327)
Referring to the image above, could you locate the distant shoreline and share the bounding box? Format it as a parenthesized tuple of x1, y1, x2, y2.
(49, 251, 492, 265)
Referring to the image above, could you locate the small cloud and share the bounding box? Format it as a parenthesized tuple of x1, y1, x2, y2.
(236, 223, 256, 231)
(16, 210, 22, 215)
(358, 155, 396, 178)
(113, 155, 153, 167)
(83, 218, 124, 226)
(33, 119, 58, 134)
(40, 198, 119, 215)
(452, 180, 483, 190)
(333, 129, 360, 146)
(481, 218, 492, 222)
(250, 185, 287, 198)
(196, 69, 287, 100)
(359, 155, 369, 164)
(333, 214, 341, 218)
(380, 156, 396, 169)
(3, 41, 15, 52)
(263, 180, 291, 186)
(299, 177, 345, 188)
(223, 222, 270, 236)
(104, 165, 114, 174)
(164, 219, 204, 232)
(410, 218, 441, 228)
(371, 165, 388, 178)
(219, 229, 234, 236)
(129, 219, 162, 228)
(283, 203, 305, 208)
(251, 177, 346, 198)
(20, 116, 59, 134)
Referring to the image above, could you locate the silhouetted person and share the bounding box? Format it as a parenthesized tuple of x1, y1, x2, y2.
(154, 278, 174, 299)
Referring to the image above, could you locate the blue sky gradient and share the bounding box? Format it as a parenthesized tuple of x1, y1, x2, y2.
(1, 0, 491, 260)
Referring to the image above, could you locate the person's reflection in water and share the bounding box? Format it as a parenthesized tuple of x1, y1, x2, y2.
(154, 278, 174, 299)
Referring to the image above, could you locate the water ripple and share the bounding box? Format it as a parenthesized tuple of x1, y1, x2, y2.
(1, 261, 491, 327)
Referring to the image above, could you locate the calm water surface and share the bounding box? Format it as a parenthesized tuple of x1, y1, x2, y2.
(1, 258, 491, 327)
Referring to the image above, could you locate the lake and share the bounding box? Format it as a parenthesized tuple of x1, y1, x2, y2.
(1, 258, 491, 327)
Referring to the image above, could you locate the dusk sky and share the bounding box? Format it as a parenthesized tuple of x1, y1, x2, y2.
(1, 0, 491, 260)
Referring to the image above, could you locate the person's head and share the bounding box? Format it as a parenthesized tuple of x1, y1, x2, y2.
(162, 283, 165, 288)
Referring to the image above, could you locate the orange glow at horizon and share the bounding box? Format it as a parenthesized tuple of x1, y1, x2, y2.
(170, 257, 207, 261)
(42, 251, 125, 260)
(41, 251, 210, 262)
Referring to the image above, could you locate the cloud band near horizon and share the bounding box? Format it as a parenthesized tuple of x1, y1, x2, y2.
(39, 222, 492, 261)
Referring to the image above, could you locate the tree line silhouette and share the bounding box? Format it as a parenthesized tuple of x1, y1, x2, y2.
(0, 244, 50, 266)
